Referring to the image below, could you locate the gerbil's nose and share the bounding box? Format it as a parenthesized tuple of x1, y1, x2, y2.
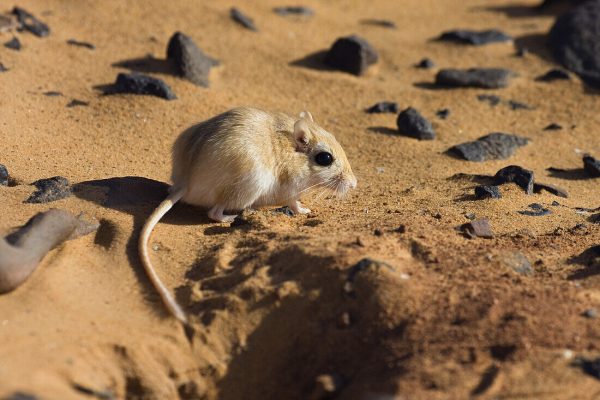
(349, 175, 357, 189)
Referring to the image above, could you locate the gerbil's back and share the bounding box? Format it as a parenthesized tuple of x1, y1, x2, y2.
(170, 107, 294, 193)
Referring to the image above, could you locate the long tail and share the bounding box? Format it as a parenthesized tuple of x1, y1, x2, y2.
(138, 188, 187, 324)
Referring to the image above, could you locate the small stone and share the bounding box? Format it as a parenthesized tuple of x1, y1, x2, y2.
(230, 216, 250, 227)
(394, 224, 406, 233)
(533, 182, 569, 198)
(43, 91, 63, 97)
(274, 206, 294, 217)
(501, 251, 533, 276)
(518, 203, 551, 217)
(66, 39, 95, 50)
(436, 109, 450, 119)
(273, 6, 314, 16)
(0, 164, 8, 186)
(583, 155, 600, 177)
(416, 58, 435, 69)
(366, 101, 398, 113)
(12, 7, 50, 37)
(575, 357, 600, 380)
(360, 19, 397, 29)
(310, 374, 343, 400)
(396, 107, 436, 140)
(583, 308, 598, 319)
(543, 123, 562, 131)
(493, 165, 535, 194)
(475, 185, 502, 199)
(436, 68, 515, 89)
(448, 133, 529, 162)
(477, 94, 502, 106)
(230, 8, 258, 31)
(373, 229, 383, 236)
(464, 213, 476, 220)
(551, 200, 560, 206)
(25, 176, 72, 203)
(508, 100, 533, 110)
(66, 99, 89, 108)
(324, 35, 379, 76)
(536, 68, 570, 82)
(4, 37, 21, 50)
(108, 73, 176, 100)
(460, 218, 493, 239)
(438, 29, 512, 45)
(167, 32, 219, 87)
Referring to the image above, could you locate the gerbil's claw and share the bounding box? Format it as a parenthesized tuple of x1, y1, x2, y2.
(289, 201, 311, 215)
(208, 205, 237, 223)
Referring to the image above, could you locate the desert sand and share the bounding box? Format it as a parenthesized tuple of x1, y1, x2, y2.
(0, 0, 599, 399)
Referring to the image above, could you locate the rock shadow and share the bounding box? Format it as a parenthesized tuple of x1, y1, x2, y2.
(289, 50, 334, 72)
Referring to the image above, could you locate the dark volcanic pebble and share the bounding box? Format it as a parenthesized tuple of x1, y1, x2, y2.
(66, 99, 89, 108)
(460, 218, 493, 239)
(366, 101, 398, 114)
(536, 68, 570, 82)
(273, 6, 314, 16)
(66, 39, 95, 50)
(477, 94, 501, 106)
(436, 108, 450, 119)
(43, 91, 63, 97)
(109, 73, 176, 100)
(25, 176, 72, 203)
(518, 203, 551, 216)
(324, 35, 378, 76)
(583, 155, 600, 177)
(0, 164, 8, 186)
(438, 29, 512, 45)
(449, 133, 529, 162)
(12, 7, 50, 37)
(493, 165, 535, 194)
(583, 308, 599, 319)
(474, 185, 502, 199)
(167, 32, 219, 87)
(544, 123, 562, 131)
(396, 107, 436, 140)
(508, 100, 533, 110)
(416, 58, 435, 69)
(575, 357, 600, 380)
(548, 1, 600, 87)
(230, 8, 258, 31)
(4, 37, 21, 50)
(360, 19, 396, 29)
(274, 206, 294, 216)
(533, 182, 569, 198)
(436, 68, 514, 88)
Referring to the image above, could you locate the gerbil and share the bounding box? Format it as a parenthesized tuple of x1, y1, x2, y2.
(139, 107, 357, 323)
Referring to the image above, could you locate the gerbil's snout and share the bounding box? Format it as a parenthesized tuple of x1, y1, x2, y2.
(334, 171, 357, 196)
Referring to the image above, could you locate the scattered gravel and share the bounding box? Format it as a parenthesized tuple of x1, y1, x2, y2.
(4, 37, 21, 50)
(108, 73, 177, 100)
(324, 35, 379, 76)
(436, 68, 515, 88)
(230, 8, 258, 31)
(12, 7, 49, 37)
(493, 165, 535, 194)
(518, 203, 551, 216)
(396, 107, 436, 140)
(438, 29, 512, 45)
(448, 133, 529, 162)
(167, 32, 219, 87)
(25, 176, 72, 204)
(366, 101, 398, 114)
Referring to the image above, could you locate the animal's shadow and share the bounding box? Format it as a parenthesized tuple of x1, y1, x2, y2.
(546, 167, 590, 181)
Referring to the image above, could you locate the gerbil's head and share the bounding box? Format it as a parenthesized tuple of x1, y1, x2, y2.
(293, 111, 357, 196)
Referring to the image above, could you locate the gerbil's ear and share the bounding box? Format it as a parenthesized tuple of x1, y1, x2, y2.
(294, 118, 312, 151)
(299, 111, 314, 122)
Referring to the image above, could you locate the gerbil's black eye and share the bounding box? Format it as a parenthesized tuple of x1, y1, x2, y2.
(314, 152, 333, 166)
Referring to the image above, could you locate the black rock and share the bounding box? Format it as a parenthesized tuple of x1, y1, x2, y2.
(448, 133, 529, 162)
(518, 203, 551, 216)
(436, 68, 515, 88)
(474, 185, 502, 199)
(43, 91, 63, 97)
(583, 155, 600, 177)
(167, 32, 219, 87)
(477, 94, 502, 106)
(230, 8, 258, 31)
(536, 68, 570, 82)
(274, 206, 294, 216)
(438, 29, 512, 45)
(273, 6, 314, 16)
(12, 7, 50, 37)
(0, 164, 8, 186)
(416, 58, 435, 69)
(4, 37, 21, 50)
(548, 1, 600, 87)
(583, 308, 599, 318)
(436, 108, 450, 119)
(0, 63, 7, 72)
(66, 39, 95, 50)
(396, 107, 436, 140)
(25, 176, 72, 204)
(460, 218, 494, 239)
(575, 357, 600, 380)
(66, 99, 89, 108)
(324, 35, 378, 76)
(493, 165, 535, 194)
(533, 182, 569, 198)
(543, 123, 562, 130)
(366, 101, 398, 114)
(360, 19, 397, 29)
(508, 100, 533, 110)
(109, 73, 176, 100)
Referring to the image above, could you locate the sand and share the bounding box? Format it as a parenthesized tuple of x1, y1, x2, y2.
(0, 0, 599, 398)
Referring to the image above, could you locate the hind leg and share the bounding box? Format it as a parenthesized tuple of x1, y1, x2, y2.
(288, 200, 311, 215)
(207, 205, 238, 223)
